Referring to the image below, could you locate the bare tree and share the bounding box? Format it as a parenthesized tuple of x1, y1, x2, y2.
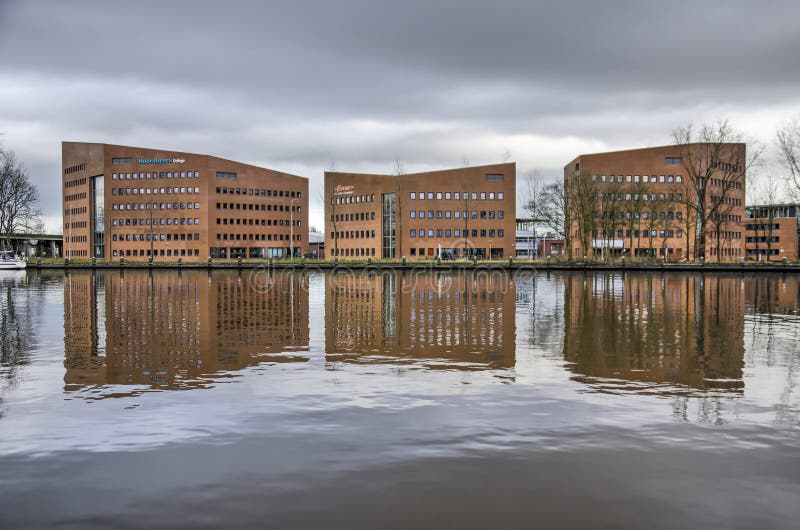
(0, 147, 41, 252)
(750, 177, 781, 260)
(524, 170, 568, 247)
(672, 120, 762, 261)
(777, 116, 800, 200)
(566, 169, 598, 261)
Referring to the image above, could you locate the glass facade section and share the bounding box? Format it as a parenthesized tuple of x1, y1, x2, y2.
(92, 175, 105, 258)
(382, 193, 396, 259)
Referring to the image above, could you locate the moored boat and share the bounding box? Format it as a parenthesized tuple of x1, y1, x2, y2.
(0, 251, 26, 270)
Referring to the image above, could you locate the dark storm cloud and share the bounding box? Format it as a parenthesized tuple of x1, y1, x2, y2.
(1, 0, 799, 229)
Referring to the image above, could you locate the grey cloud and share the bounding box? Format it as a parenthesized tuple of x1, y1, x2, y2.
(1, 0, 800, 230)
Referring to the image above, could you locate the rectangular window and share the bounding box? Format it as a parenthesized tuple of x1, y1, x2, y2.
(485, 174, 504, 182)
(216, 172, 237, 179)
(665, 157, 682, 165)
(410, 192, 416, 200)
(112, 157, 132, 164)
(445, 192, 451, 200)
(436, 192, 442, 200)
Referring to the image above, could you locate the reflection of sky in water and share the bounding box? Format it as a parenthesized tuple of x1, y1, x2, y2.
(0, 270, 798, 457)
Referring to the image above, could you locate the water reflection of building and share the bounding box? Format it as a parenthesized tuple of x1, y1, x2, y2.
(325, 271, 516, 369)
(562, 273, 745, 394)
(63, 270, 309, 394)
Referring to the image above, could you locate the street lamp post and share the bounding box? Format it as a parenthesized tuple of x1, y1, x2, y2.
(290, 197, 298, 259)
(488, 239, 492, 261)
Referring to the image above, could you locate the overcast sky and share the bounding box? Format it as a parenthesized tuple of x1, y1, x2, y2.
(2, 0, 800, 231)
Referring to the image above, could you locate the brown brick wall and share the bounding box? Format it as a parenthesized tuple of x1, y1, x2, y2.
(62, 142, 308, 260)
(325, 163, 516, 259)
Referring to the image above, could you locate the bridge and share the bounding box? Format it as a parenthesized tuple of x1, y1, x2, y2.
(3, 233, 63, 258)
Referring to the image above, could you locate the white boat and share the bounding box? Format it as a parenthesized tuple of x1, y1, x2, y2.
(0, 251, 26, 270)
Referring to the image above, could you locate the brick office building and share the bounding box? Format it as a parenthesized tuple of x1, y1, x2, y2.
(745, 203, 800, 261)
(62, 142, 308, 260)
(564, 144, 746, 261)
(324, 163, 516, 260)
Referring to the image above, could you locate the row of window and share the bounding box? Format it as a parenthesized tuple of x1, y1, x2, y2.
(64, 164, 86, 175)
(64, 192, 86, 202)
(112, 202, 201, 211)
(112, 186, 200, 195)
(595, 174, 683, 184)
(67, 206, 87, 215)
(409, 210, 505, 220)
(594, 229, 684, 238)
(745, 249, 781, 256)
(113, 218, 200, 226)
(216, 218, 300, 227)
(746, 236, 780, 243)
(411, 228, 505, 238)
(112, 171, 199, 180)
(331, 248, 376, 257)
(711, 214, 743, 223)
(64, 177, 86, 187)
(711, 195, 743, 206)
(709, 247, 743, 256)
(745, 223, 781, 231)
(333, 194, 376, 205)
(332, 230, 377, 240)
(112, 233, 200, 242)
(65, 221, 87, 229)
(333, 212, 376, 222)
(598, 211, 684, 220)
(215, 187, 301, 198)
(113, 249, 200, 257)
(709, 177, 743, 189)
(216, 202, 300, 212)
(598, 192, 683, 202)
(409, 191, 505, 201)
(215, 233, 300, 241)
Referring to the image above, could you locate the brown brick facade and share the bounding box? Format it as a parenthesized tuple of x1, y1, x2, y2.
(745, 217, 798, 261)
(62, 142, 308, 260)
(325, 163, 516, 260)
(565, 144, 746, 261)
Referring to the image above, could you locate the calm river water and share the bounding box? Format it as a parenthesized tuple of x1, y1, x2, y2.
(0, 269, 798, 529)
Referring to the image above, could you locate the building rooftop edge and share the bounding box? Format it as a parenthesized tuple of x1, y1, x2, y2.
(61, 141, 308, 181)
